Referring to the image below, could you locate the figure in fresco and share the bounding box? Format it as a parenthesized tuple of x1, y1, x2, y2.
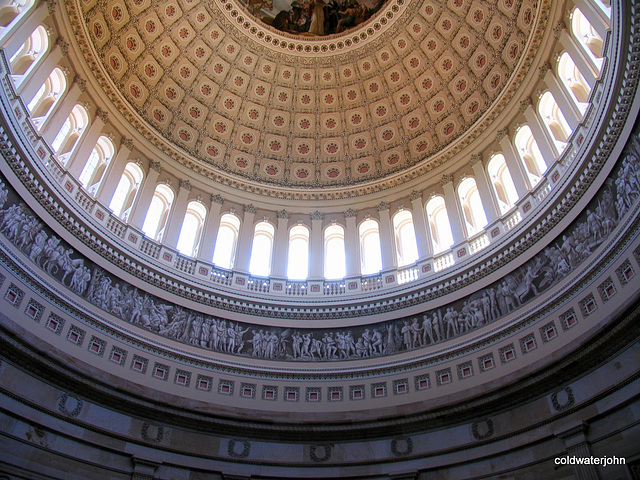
(292, 331, 303, 359)
(422, 314, 436, 345)
(246, 0, 386, 36)
(0, 180, 7, 208)
(371, 328, 384, 354)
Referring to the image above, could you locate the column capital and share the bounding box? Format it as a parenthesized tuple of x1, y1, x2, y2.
(55, 37, 69, 54)
(121, 137, 134, 150)
(377, 201, 390, 212)
(277, 209, 290, 219)
(519, 97, 533, 113)
(178, 179, 192, 191)
(440, 173, 454, 186)
(470, 153, 483, 166)
(553, 20, 567, 39)
(496, 127, 510, 142)
(149, 160, 162, 173)
(409, 190, 422, 201)
(95, 108, 109, 123)
(244, 204, 256, 214)
(555, 421, 590, 442)
(73, 75, 87, 92)
(211, 194, 224, 205)
(539, 61, 552, 79)
(311, 210, 324, 221)
(344, 208, 357, 218)
(47, 0, 58, 14)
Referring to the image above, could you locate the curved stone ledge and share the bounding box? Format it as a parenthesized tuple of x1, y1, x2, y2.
(2, 122, 640, 365)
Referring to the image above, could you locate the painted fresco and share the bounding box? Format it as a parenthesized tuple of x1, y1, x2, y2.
(240, 0, 387, 36)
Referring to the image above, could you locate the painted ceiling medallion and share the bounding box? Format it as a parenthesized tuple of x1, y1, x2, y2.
(239, 0, 389, 37)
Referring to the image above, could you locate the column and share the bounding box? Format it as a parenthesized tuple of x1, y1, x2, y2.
(66, 108, 107, 177)
(558, 28, 598, 88)
(309, 211, 324, 279)
(497, 128, 531, 197)
(409, 191, 431, 258)
(470, 154, 500, 224)
(16, 38, 65, 102)
(541, 62, 582, 129)
(163, 180, 192, 249)
(271, 210, 290, 277)
(96, 137, 133, 205)
(131, 457, 160, 480)
(344, 209, 360, 276)
(521, 97, 559, 168)
(571, 0, 609, 42)
(129, 161, 161, 230)
(197, 194, 224, 262)
(555, 422, 601, 480)
(1, 2, 49, 60)
(41, 76, 86, 144)
(377, 202, 396, 270)
(441, 174, 466, 244)
(235, 204, 256, 273)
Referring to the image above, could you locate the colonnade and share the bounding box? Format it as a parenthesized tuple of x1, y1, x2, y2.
(0, 0, 611, 281)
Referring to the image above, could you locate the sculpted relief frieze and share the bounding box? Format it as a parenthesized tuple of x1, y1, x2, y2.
(1, 125, 639, 362)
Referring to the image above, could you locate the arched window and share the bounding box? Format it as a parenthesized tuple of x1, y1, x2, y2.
(109, 163, 144, 220)
(359, 219, 382, 275)
(78, 135, 115, 195)
(249, 221, 275, 277)
(142, 184, 174, 241)
(592, 0, 611, 16)
(487, 154, 519, 213)
(426, 196, 454, 254)
(287, 225, 310, 280)
(176, 201, 207, 257)
(27, 67, 66, 129)
(212, 213, 240, 269)
(324, 224, 346, 279)
(9, 24, 47, 76)
(51, 105, 89, 164)
(458, 178, 488, 237)
(514, 125, 546, 185)
(571, 7, 604, 71)
(557, 52, 591, 113)
(0, 0, 32, 28)
(392, 210, 419, 267)
(538, 91, 572, 151)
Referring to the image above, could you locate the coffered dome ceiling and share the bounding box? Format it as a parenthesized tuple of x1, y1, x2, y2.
(73, 0, 543, 194)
